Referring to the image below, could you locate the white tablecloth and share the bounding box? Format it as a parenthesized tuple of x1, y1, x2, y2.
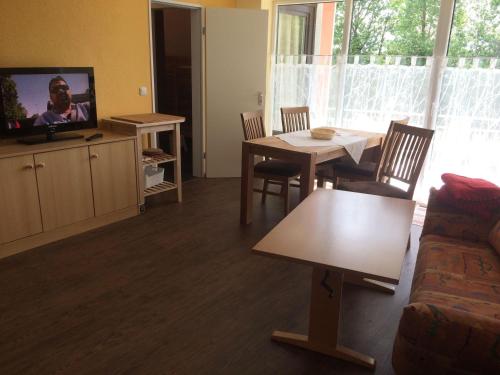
(276, 130, 368, 164)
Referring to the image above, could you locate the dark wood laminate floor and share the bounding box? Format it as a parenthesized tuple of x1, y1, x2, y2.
(0, 178, 421, 375)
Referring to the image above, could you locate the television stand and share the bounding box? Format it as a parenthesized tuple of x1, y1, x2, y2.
(18, 132, 84, 145)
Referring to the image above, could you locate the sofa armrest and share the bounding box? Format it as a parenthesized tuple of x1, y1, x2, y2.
(393, 303, 500, 375)
(421, 188, 498, 243)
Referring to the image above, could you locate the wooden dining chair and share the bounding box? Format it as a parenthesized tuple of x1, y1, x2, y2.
(241, 111, 301, 215)
(337, 122, 434, 200)
(317, 117, 410, 188)
(280, 106, 310, 133)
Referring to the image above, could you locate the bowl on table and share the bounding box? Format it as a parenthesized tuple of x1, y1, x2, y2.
(310, 127, 336, 140)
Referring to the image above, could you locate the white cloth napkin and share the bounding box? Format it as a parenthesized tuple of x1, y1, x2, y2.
(276, 130, 368, 164)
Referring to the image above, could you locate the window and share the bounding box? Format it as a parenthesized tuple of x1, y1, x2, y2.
(277, 5, 316, 56)
(342, 0, 439, 131)
(272, 2, 345, 129)
(271, 0, 499, 200)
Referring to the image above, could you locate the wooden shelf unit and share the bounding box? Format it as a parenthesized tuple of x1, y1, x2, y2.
(144, 181, 177, 197)
(103, 113, 185, 206)
(142, 153, 176, 166)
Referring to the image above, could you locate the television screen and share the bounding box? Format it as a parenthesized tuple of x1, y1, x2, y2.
(0, 67, 97, 138)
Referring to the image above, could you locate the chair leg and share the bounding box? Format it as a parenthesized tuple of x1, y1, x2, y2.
(332, 173, 339, 189)
(283, 180, 290, 216)
(333, 176, 340, 189)
(261, 179, 269, 204)
(317, 176, 325, 188)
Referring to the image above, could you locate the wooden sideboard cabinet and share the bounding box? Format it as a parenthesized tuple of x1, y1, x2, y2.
(35, 146, 95, 231)
(0, 130, 140, 259)
(89, 140, 138, 216)
(0, 155, 43, 243)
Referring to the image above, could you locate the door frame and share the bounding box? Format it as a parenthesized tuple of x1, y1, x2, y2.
(149, 0, 206, 177)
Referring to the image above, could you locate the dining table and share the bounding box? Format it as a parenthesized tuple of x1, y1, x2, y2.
(240, 128, 384, 224)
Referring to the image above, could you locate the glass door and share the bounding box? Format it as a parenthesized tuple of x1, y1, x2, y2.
(421, 0, 499, 193)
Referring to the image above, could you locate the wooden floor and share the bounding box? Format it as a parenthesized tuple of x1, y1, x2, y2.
(0, 178, 421, 375)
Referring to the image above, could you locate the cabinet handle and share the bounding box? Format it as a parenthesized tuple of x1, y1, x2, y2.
(35, 162, 46, 169)
(90, 153, 99, 159)
(23, 164, 34, 170)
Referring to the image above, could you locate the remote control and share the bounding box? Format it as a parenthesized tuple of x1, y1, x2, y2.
(86, 133, 103, 141)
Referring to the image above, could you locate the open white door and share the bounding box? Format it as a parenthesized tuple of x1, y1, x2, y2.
(205, 8, 268, 178)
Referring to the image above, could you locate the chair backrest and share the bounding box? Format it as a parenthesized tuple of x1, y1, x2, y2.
(392, 116, 410, 125)
(241, 110, 266, 140)
(377, 122, 434, 199)
(280, 106, 310, 133)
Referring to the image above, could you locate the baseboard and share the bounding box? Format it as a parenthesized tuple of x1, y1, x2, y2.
(0, 206, 139, 260)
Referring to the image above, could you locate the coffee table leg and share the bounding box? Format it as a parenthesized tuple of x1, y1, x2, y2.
(271, 267, 376, 370)
(344, 274, 396, 295)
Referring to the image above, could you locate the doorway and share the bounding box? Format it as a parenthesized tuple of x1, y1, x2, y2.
(151, 1, 204, 179)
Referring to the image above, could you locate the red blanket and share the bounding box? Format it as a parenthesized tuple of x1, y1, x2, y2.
(437, 173, 500, 219)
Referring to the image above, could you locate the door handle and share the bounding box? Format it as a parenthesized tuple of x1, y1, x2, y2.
(90, 153, 99, 159)
(258, 92, 264, 106)
(23, 164, 35, 170)
(35, 162, 46, 169)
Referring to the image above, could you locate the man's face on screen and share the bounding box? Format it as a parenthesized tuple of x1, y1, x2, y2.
(49, 79, 72, 112)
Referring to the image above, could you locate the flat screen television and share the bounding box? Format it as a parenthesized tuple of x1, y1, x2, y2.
(0, 67, 97, 144)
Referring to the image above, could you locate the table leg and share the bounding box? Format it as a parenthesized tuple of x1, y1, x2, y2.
(299, 153, 316, 202)
(173, 123, 182, 202)
(344, 274, 396, 295)
(271, 267, 376, 370)
(240, 142, 254, 225)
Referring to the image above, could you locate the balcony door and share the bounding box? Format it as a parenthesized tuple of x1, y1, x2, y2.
(271, 0, 499, 199)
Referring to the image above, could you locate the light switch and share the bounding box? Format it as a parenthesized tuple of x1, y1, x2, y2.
(139, 86, 148, 96)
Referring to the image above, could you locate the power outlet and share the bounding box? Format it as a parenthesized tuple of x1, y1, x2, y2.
(139, 86, 148, 96)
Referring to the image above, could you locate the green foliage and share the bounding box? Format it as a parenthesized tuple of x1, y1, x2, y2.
(0, 76, 27, 120)
(448, 0, 500, 57)
(388, 0, 440, 56)
(349, 0, 396, 55)
(346, 0, 499, 58)
(332, 2, 344, 56)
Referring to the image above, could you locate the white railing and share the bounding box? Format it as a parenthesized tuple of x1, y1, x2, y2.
(271, 55, 500, 198)
(420, 62, 500, 200)
(272, 54, 436, 132)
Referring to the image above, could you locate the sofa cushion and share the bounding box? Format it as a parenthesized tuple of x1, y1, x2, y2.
(437, 173, 500, 219)
(412, 235, 500, 319)
(335, 160, 377, 177)
(254, 160, 301, 177)
(489, 220, 500, 255)
(393, 303, 500, 375)
(416, 235, 500, 282)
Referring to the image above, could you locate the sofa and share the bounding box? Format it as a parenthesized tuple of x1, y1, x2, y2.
(392, 188, 500, 374)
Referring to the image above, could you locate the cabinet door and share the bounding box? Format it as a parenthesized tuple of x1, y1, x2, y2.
(0, 155, 43, 244)
(35, 147, 94, 231)
(89, 140, 138, 216)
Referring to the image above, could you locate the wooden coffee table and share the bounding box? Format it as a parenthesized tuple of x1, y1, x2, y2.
(253, 189, 415, 370)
